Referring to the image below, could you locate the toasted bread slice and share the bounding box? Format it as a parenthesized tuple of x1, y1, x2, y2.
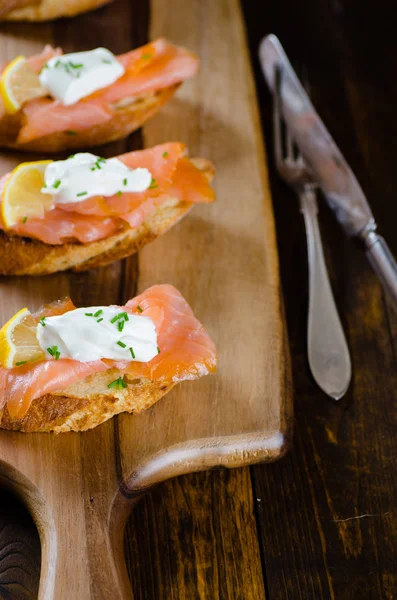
(0, 368, 175, 433)
(0, 85, 179, 153)
(0, 0, 112, 20)
(0, 158, 214, 275)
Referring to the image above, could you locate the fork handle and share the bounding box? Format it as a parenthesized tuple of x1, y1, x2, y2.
(300, 187, 351, 400)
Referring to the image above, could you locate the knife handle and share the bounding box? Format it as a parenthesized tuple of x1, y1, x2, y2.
(300, 187, 352, 400)
(363, 230, 397, 310)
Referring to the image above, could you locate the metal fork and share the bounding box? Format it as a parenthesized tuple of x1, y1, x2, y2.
(273, 66, 351, 400)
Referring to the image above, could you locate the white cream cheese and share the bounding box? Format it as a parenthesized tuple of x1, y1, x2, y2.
(39, 47, 125, 106)
(37, 306, 158, 363)
(41, 153, 152, 204)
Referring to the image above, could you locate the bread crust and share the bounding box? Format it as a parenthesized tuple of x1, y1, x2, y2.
(0, 0, 112, 21)
(0, 368, 176, 433)
(0, 158, 214, 275)
(0, 86, 179, 153)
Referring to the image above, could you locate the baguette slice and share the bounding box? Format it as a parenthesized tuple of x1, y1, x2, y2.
(0, 157, 215, 275)
(0, 0, 112, 21)
(0, 285, 217, 433)
(0, 40, 197, 152)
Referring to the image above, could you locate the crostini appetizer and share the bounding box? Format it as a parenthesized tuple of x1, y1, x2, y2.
(0, 142, 215, 274)
(0, 0, 112, 22)
(0, 285, 217, 432)
(0, 40, 198, 151)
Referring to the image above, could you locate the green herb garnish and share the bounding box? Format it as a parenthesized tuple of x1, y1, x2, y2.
(108, 376, 127, 389)
(85, 312, 93, 316)
(22, 217, 28, 224)
(149, 178, 158, 189)
(102, 59, 112, 64)
(47, 345, 60, 359)
(137, 305, 143, 313)
(162, 151, 168, 158)
(129, 347, 135, 359)
(118, 320, 124, 332)
(16, 361, 27, 366)
(40, 317, 46, 327)
(97, 318, 103, 323)
(123, 178, 127, 186)
(116, 191, 122, 197)
(77, 191, 88, 197)
(94, 309, 103, 317)
(53, 180, 61, 189)
(141, 53, 152, 60)
(157, 347, 161, 354)
(66, 130, 77, 136)
(117, 341, 126, 348)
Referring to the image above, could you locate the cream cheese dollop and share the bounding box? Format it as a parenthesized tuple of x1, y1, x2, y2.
(39, 47, 125, 106)
(37, 307, 158, 363)
(41, 153, 152, 204)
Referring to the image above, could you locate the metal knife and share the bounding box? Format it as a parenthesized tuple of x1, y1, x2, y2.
(259, 34, 397, 311)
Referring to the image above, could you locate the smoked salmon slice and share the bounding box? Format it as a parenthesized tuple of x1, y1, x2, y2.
(11, 39, 199, 144)
(0, 285, 217, 419)
(0, 142, 215, 244)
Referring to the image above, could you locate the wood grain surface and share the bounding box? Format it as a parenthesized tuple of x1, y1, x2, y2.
(0, 0, 291, 598)
(4, 0, 397, 599)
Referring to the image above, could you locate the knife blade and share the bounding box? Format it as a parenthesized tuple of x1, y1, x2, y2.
(259, 34, 397, 310)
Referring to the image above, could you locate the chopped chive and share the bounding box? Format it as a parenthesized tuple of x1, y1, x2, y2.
(22, 217, 28, 224)
(66, 130, 77, 136)
(47, 346, 55, 356)
(157, 347, 161, 354)
(124, 313, 129, 321)
(162, 151, 168, 158)
(108, 376, 127, 389)
(55, 60, 61, 67)
(149, 178, 158, 189)
(137, 305, 143, 313)
(98, 157, 106, 163)
(85, 312, 93, 316)
(43, 183, 47, 188)
(91, 167, 96, 171)
(69, 62, 83, 69)
(40, 317, 46, 327)
(53, 180, 61, 189)
(55, 351, 61, 360)
(129, 347, 135, 359)
(118, 320, 125, 332)
(116, 191, 122, 197)
(123, 178, 127, 186)
(94, 309, 103, 317)
(102, 59, 112, 64)
(77, 191, 88, 197)
(97, 318, 103, 323)
(117, 340, 127, 348)
(110, 313, 123, 323)
(16, 361, 27, 366)
(68, 154, 75, 159)
(141, 53, 152, 60)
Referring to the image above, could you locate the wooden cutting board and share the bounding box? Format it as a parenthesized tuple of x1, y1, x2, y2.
(0, 0, 292, 597)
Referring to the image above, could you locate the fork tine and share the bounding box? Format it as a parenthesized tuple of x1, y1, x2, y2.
(273, 65, 284, 170)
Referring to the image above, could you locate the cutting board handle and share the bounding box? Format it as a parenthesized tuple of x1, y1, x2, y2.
(2, 439, 134, 600)
(36, 495, 133, 599)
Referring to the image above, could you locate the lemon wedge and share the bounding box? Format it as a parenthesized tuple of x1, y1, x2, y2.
(0, 55, 48, 115)
(1, 160, 54, 228)
(0, 308, 45, 368)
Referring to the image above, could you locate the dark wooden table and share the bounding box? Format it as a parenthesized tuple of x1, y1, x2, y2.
(1, 0, 397, 597)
